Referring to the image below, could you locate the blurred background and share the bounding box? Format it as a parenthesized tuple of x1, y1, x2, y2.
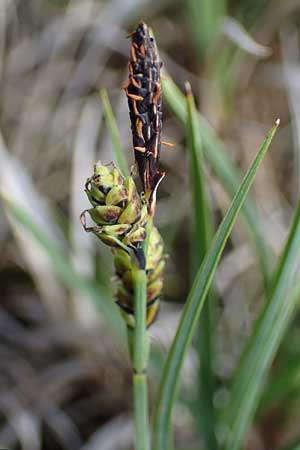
(0, 0, 300, 449)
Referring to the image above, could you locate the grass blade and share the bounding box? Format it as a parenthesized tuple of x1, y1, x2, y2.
(185, 83, 217, 450)
(100, 89, 129, 177)
(259, 359, 300, 416)
(152, 119, 279, 450)
(223, 200, 300, 450)
(185, 0, 227, 58)
(185, 82, 212, 270)
(162, 75, 272, 286)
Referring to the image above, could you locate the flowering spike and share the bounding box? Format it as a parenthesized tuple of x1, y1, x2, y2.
(81, 22, 168, 328)
(81, 162, 165, 327)
(124, 22, 165, 212)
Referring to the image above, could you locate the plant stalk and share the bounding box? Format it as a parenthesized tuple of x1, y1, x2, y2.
(132, 269, 150, 450)
(134, 373, 150, 450)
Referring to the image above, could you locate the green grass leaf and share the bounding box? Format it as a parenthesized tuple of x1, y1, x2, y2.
(162, 75, 271, 287)
(185, 0, 227, 58)
(186, 83, 212, 268)
(185, 83, 218, 450)
(223, 200, 300, 450)
(185, 0, 227, 59)
(152, 119, 279, 450)
(100, 89, 129, 177)
(259, 359, 300, 416)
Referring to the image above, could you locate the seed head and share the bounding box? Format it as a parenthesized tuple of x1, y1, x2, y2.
(124, 22, 165, 213)
(81, 162, 165, 327)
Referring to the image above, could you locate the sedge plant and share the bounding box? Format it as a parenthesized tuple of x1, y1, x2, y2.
(2, 19, 289, 450)
(80, 21, 282, 450)
(81, 22, 165, 450)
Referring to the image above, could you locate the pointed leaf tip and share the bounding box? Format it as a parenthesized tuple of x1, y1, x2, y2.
(185, 81, 192, 96)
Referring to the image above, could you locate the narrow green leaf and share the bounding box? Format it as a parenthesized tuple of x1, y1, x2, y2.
(259, 359, 300, 416)
(185, 0, 227, 59)
(100, 89, 129, 177)
(152, 120, 279, 450)
(185, 83, 217, 450)
(2, 197, 123, 335)
(162, 75, 271, 286)
(223, 201, 300, 450)
(286, 445, 300, 450)
(186, 82, 212, 267)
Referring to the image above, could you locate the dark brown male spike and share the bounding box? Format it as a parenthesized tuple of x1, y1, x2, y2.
(123, 21, 164, 213)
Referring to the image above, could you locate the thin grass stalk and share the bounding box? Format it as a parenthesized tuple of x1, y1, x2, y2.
(100, 89, 129, 178)
(134, 374, 150, 450)
(132, 269, 150, 450)
(186, 84, 218, 450)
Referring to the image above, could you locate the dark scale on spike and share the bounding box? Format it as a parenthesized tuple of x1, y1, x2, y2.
(124, 22, 164, 201)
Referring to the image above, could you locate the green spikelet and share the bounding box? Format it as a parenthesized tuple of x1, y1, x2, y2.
(81, 162, 165, 327)
(114, 225, 165, 327)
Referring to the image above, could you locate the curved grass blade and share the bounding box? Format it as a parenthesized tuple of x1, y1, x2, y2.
(162, 75, 271, 287)
(223, 200, 300, 450)
(259, 359, 300, 417)
(100, 89, 129, 177)
(185, 83, 217, 450)
(2, 196, 123, 335)
(152, 119, 279, 450)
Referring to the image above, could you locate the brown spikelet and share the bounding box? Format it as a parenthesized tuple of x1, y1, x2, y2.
(124, 21, 164, 212)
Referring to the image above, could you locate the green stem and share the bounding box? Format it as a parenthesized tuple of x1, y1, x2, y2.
(132, 269, 150, 450)
(134, 374, 150, 450)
